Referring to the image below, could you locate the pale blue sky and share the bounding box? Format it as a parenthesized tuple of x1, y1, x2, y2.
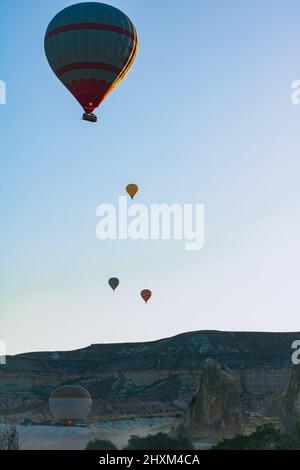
(1, 0, 300, 354)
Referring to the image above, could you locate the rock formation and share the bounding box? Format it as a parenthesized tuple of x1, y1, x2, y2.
(281, 365, 300, 430)
(187, 359, 245, 439)
(0, 330, 297, 423)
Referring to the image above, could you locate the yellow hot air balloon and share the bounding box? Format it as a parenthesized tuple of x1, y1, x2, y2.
(126, 184, 138, 199)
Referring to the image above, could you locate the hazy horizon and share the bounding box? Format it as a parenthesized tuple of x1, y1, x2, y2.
(7, 328, 300, 357)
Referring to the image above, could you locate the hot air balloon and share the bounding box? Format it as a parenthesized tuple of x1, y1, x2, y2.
(126, 183, 138, 199)
(141, 289, 152, 303)
(44, 2, 138, 122)
(108, 277, 119, 291)
(49, 385, 92, 425)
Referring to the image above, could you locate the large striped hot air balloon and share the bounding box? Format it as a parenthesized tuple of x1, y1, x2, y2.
(44, 2, 138, 122)
(49, 385, 92, 425)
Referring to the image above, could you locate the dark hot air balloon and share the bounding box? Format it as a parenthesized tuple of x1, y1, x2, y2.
(44, 2, 138, 122)
(141, 289, 152, 303)
(108, 277, 119, 291)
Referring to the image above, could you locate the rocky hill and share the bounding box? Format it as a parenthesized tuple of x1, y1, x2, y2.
(281, 364, 300, 429)
(0, 330, 298, 423)
(187, 359, 245, 439)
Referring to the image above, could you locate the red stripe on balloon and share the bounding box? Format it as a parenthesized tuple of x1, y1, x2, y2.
(56, 62, 121, 78)
(141, 290, 152, 303)
(45, 23, 135, 40)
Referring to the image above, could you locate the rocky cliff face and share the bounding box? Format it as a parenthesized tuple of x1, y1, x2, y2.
(0, 330, 297, 423)
(187, 359, 245, 439)
(281, 365, 300, 429)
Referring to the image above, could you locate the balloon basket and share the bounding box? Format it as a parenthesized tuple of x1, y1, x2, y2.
(82, 113, 97, 123)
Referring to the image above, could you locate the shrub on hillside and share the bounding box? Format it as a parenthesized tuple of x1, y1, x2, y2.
(0, 425, 20, 450)
(85, 438, 117, 450)
(124, 429, 194, 450)
(212, 423, 300, 450)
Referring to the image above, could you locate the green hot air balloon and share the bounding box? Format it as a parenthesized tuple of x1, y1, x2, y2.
(108, 277, 119, 291)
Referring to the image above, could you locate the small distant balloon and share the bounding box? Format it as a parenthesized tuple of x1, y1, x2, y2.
(126, 184, 138, 199)
(108, 277, 119, 291)
(141, 289, 152, 303)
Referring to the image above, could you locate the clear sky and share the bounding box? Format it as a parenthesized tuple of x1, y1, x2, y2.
(1, 0, 300, 355)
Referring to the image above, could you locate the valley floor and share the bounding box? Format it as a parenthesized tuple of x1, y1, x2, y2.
(0, 417, 181, 450)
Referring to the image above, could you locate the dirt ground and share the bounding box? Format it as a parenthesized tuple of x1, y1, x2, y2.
(0, 417, 180, 450)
